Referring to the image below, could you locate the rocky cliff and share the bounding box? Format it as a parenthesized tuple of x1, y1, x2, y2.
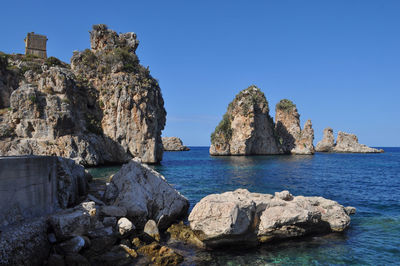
(209, 86, 281, 155)
(275, 99, 315, 154)
(162, 137, 190, 151)
(315, 128, 383, 153)
(315, 127, 335, 152)
(0, 24, 166, 165)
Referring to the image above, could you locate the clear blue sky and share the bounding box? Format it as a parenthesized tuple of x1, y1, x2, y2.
(1, 1, 399, 146)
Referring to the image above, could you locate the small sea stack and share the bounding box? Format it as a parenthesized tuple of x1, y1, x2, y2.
(162, 137, 190, 151)
(315, 128, 383, 153)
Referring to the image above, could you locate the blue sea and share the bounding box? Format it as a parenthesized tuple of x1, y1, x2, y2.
(89, 147, 400, 265)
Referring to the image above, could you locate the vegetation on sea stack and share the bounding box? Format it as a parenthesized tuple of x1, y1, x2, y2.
(276, 99, 296, 112)
(211, 113, 232, 143)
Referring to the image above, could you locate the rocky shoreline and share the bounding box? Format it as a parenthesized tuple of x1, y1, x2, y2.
(0, 23, 379, 266)
(0, 156, 356, 265)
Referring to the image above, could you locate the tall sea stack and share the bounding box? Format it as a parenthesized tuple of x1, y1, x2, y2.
(275, 99, 315, 155)
(210, 85, 281, 155)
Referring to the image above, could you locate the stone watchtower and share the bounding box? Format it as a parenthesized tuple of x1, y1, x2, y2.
(24, 32, 47, 58)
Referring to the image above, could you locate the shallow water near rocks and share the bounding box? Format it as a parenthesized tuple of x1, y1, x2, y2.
(89, 147, 400, 265)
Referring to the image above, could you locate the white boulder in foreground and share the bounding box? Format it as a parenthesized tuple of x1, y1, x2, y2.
(104, 159, 189, 230)
(189, 189, 355, 248)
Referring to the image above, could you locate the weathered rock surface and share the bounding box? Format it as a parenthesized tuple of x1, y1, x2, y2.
(144, 219, 160, 242)
(189, 189, 354, 248)
(315, 128, 383, 153)
(117, 217, 135, 236)
(104, 159, 189, 230)
(137, 242, 184, 266)
(166, 222, 205, 248)
(0, 24, 166, 165)
(275, 99, 314, 154)
(333, 131, 383, 153)
(0, 218, 50, 266)
(315, 127, 335, 152)
(162, 137, 190, 151)
(48, 202, 95, 240)
(210, 86, 282, 155)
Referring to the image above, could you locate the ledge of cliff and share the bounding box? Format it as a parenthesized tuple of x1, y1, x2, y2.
(0, 24, 166, 166)
(210, 85, 282, 155)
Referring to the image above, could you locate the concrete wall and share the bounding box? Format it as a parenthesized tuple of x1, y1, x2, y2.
(0, 156, 58, 229)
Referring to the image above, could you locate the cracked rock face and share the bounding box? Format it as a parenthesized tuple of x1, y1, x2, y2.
(275, 99, 315, 155)
(333, 131, 383, 153)
(0, 24, 166, 165)
(104, 159, 189, 230)
(315, 129, 383, 153)
(189, 189, 354, 248)
(210, 86, 282, 156)
(162, 137, 190, 151)
(315, 127, 335, 152)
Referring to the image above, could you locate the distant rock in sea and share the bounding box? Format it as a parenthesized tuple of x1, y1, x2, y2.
(209, 85, 282, 155)
(315, 128, 383, 153)
(188, 189, 355, 248)
(162, 137, 190, 151)
(315, 127, 335, 152)
(275, 99, 315, 155)
(0, 24, 166, 166)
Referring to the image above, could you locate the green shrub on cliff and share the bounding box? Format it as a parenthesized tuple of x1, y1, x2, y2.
(81, 49, 98, 69)
(0, 52, 9, 71)
(276, 99, 296, 111)
(85, 113, 103, 135)
(45, 56, 63, 67)
(211, 113, 232, 143)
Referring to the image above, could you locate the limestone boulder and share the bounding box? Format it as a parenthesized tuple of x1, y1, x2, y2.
(162, 137, 190, 151)
(48, 201, 97, 240)
(144, 220, 160, 242)
(188, 189, 257, 247)
(189, 189, 355, 248)
(117, 217, 135, 236)
(104, 159, 189, 230)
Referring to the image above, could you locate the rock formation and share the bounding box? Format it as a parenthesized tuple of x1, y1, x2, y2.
(0, 156, 91, 265)
(315, 128, 383, 153)
(333, 131, 383, 153)
(210, 85, 282, 155)
(1, 156, 188, 265)
(104, 159, 189, 230)
(0, 24, 166, 165)
(315, 127, 335, 152)
(188, 189, 355, 248)
(162, 137, 190, 151)
(275, 99, 315, 154)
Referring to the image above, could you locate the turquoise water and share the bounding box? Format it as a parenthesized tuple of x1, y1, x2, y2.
(89, 147, 400, 265)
